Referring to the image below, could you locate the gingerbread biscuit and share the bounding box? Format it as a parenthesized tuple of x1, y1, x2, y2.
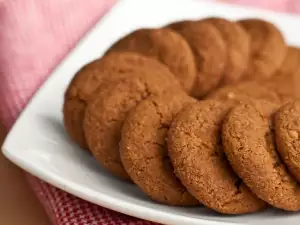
(106, 28, 197, 93)
(275, 100, 300, 182)
(167, 100, 265, 214)
(167, 20, 193, 31)
(203, 18, 250, 85)
(83, 72, 177, 180)
(277, 46, 300, 76)
(120, 91, 198, 205)
(206, 81, 281, 104)
(222, 100, 300, 211)
(264, 68, 300, 103)
(168, 20, 227, 98)
(238, 19, 287, 80)
(63, 52, 177, 149)
(263, 47, 300, 102)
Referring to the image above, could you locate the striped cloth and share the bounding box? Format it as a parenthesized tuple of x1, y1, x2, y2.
(1, 0, 299, 224)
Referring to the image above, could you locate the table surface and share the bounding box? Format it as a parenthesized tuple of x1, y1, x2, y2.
(0, 120, 51, 225)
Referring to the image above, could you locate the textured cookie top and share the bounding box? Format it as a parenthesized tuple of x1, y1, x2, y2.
(263, 47, 300, 103)
(275, 100, 300, 182)
(84, 71, 176, 180)
(238, 19, 287, 80)
(207, 81, 281, 104)
(277, 46, 300, 76)
(120, 91, 198, 205)
(65, 52, 178, 101)
(264, 68, 300, 103)
(204, 18, 250, 85)
(63, 52, 178, 149)
(168, 20, 227, 98)
(167, 100, 265, 214)
(222, 100, 300, 211)
(106, 28, 197, 93)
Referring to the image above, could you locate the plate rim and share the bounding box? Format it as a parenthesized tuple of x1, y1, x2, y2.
(2, 0, 300, 224)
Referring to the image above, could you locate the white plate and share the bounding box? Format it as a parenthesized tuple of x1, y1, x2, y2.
(3, 0, 300, 224)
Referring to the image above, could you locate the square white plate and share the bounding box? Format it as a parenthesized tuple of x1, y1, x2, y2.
(3, 0, 300, 224)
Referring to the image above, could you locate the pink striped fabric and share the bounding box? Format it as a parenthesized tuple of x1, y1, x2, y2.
(1, 0, 299, 224)
(0, 0, 116, 128)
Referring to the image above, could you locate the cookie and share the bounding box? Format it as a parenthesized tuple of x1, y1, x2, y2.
(264, 68, 300, 103)
(167, 20, 192, 31)
(120, 91, 198, 205)
(203, 18, 250, 85)
(63, 52, 177, 149)
(168, 20, 227, 98)
(206, 81, 281, 104)
(238, 19, 287, 80)
(93, 51, 180, 77)
(277, 46, 300, 76)
(222, 100, 300, 211)
(63, 59, 108, 149)
(83, 72, 177, 180)
(275, 100, 300, 182)
(167, 100, 265, 214)
(106, 28, 197, 93)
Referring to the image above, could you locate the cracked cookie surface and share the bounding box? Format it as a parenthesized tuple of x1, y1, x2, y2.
(206, 81, 281, 104)
(83, 71, 178, 180)
(106, 28, 197, 93)
(120, 91, 198, 205)
(275, 100, 300, 182)
(264, 68, 300, 103)
(63, 52, 177, 150)
(167, 100, 265, 214)
(168, 20, 226, 98)
(277, 46, 300, 76)
(203, 18, 250, 85)
(238, 19, 287, 81)
(222, 100, 300, 211)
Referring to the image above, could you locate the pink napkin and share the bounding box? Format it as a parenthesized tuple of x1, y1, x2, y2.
(1, 0, 299, 224)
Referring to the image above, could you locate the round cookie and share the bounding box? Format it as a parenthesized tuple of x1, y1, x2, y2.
(120, 91, 198, 205)
(275, 100, 300, 182)
(238, 19, 287, 81)
(264, 68, 300, 103)
(203, 18, 250, 85)
(206, 81, 281, 104)
(168, 20, 227, 98)
(277, 46, 300, 76)
(63, 52, 178, 149)
(83, 72, 176, 180)
(167, 20, 192, 30)
(167, 100, 265, 214)
(63, 59, 108, 149)
(106, 28, 197, 93)
(222, 100, 300, 211)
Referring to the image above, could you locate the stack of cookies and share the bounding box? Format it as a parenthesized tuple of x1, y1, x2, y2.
(63, 16, 300, 214)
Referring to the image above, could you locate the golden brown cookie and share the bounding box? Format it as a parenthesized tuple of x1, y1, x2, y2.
(203, 18, 250, 85)
(168, 20, 227, 98)
(63, 59, 107, 149)
(63, 52, 177, 149)
(206, 81, 281, 104)
(83, 72, 177, 180)
(167, 100, 265, 214)
(275, 100, 300, 182)
(106, 28, 197, 93)
(167, 20, 192, 31)
(277, 46, 300, 76)
(120, 91, 198, 205)
(264, 68, 300, 103)
(222, 100, 300, 211)
(263, 47, 300, 102)
(238, 19, 287, 81)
